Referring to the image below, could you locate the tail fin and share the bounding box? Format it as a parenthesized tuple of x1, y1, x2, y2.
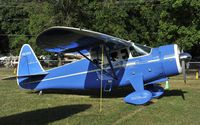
(17, 44, 47, 89)
(18, 44, 45, 76)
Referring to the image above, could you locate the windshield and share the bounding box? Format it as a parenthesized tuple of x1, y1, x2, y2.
(130, 43, 151, 57)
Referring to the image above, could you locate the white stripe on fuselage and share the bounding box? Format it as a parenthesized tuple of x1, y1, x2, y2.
(147, 56, 175, 63)
(24, 61, 136, 84)
(25, 56, 176, 84)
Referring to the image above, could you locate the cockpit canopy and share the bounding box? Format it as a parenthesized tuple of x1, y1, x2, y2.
(90, 42, 152, 65)
(130, 43, 151, 57)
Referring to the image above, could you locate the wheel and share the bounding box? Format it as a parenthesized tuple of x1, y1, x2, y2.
(124, 90, 152, 105)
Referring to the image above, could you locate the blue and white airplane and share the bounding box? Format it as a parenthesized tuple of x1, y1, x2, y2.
(4, 26, 192, 105)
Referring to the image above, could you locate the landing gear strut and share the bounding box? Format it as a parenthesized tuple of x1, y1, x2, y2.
(124, 74, 152, 105)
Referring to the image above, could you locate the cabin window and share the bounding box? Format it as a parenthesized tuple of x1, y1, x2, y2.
(110, 52, 118, 61)
(129, 46, 142, 57)
(90, 47, 108, 65)
(121, 49, 129, 59)
(129, 43, 152, 57)
(90, 48, 100, 64)
(134, 43, 151, 54)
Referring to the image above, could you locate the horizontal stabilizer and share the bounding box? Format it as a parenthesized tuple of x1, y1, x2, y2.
(1, 76, 17, 80)
(1, 72, 48, 80)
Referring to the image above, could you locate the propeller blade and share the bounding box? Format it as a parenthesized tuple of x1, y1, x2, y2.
(179, 53, 192, 61)
(180, 52, 191, 84)
(181, 60, 186, 84)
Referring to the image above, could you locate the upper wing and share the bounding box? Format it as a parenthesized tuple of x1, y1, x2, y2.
(36, 26, 132, 53)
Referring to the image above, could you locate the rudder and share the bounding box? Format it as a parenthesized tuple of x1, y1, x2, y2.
(17, 44, 46, 89)
(17, 44, 45, 76)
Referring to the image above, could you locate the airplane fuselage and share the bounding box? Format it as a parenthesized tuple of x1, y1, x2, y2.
(18, 44, 181, 91)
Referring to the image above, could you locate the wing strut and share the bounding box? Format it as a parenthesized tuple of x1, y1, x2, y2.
(78, 49, 117, 80)
(104, 45, 118, 80)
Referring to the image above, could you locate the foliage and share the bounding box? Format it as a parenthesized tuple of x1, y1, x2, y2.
(0, 0, 200, 55)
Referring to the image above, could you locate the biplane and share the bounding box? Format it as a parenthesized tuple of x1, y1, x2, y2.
(4, 26, 192, 105)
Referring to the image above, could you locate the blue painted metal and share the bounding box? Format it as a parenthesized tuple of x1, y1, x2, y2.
(18, 44, 46, 75)
(145, 84, 164, 98)
(159, 45, 180, 76)
(17, 44, 48, 89)
(124, 90, 152, 105)
(16, 42, 182, 105)
(124, 73, 152, 104)
(18, 45, 178, 104)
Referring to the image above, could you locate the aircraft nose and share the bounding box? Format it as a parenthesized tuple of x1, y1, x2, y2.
(179, 52, 192, 62)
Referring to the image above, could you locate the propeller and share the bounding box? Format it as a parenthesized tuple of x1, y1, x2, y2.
(179, 52, 192, 83)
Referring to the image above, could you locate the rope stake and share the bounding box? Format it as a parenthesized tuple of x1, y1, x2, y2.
(99, 45, 104, 113)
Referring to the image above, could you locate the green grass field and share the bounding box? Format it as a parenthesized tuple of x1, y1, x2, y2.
(0, 68, 200, 125)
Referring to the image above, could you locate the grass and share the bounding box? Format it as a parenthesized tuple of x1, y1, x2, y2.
(0, 68, 200, 125)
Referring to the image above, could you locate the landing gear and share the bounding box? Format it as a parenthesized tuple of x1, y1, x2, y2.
(145, 84, 164, 98)
(124, 74, 152, 105)
(124, 90, 152, 105)
(39, 90, 43, 95)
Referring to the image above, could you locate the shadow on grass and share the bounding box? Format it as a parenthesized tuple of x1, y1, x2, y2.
(32, 86, 133, 98)
(162, 89, 187, 100)
(32, 87, 187, 100)
(0, 104, 91, 125)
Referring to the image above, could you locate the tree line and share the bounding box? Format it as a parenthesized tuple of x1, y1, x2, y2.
(0, 0, 200, 59)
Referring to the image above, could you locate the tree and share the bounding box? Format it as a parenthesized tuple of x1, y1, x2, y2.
(0, 0, 199, 58)
(0, 0, 30, 54)
(158, 0, 200, 50)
